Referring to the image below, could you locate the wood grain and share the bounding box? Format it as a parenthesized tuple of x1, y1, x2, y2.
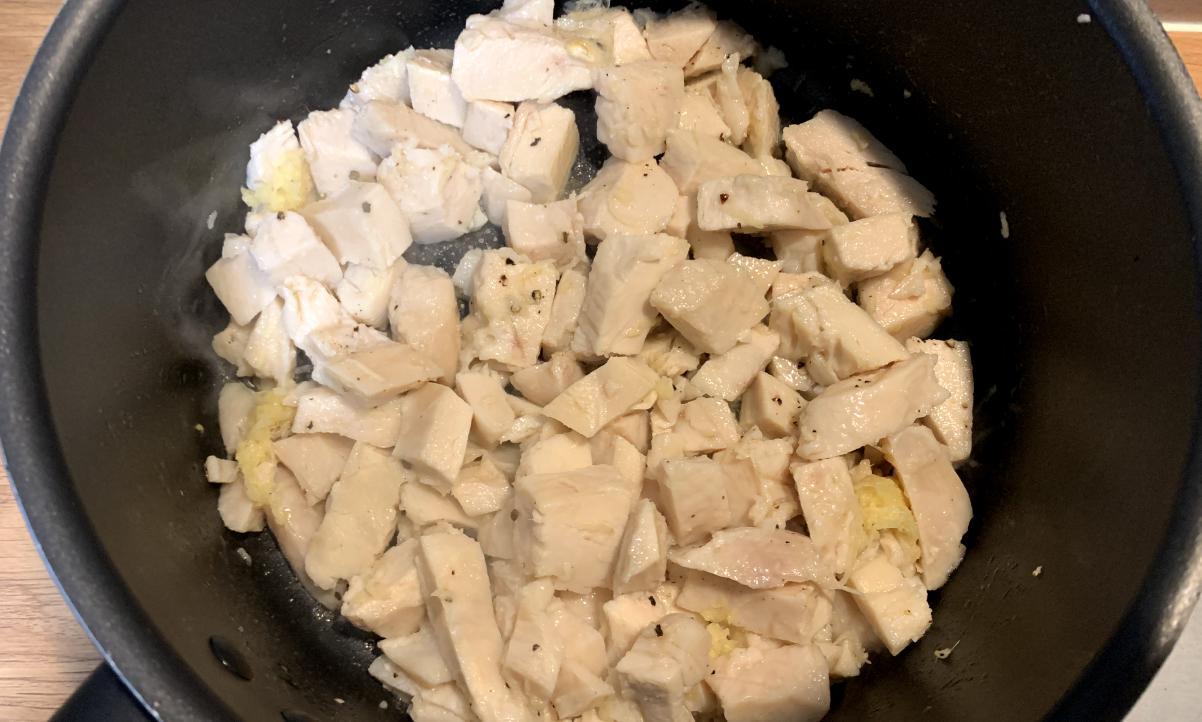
(0, 4, 1200, 718)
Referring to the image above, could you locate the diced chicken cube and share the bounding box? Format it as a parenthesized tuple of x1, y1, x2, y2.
(378, 143, 486, 244)
(578, 158, 680, 241)
(543, 357, 660, 438)
(659, 130, 769, 194)
(380, 623, 456, 687)
(676, 571, 831, 645)
(613, 499, 670, 594)
(791, 458, 866, 577)
(462, 100, 516, 155)
(497, 0, 554, 27)
(407, 49, 468, 128)
(858, 250, 954, 340)
(511, 352, 585, 406)
(416, 527, 534, 722)
(503, 579, 563, 701)
(669, 527, 832, 589)
(242, 298, 295, 385)
(343, 49, 416, 108)
(389, 263, 460, 384)
(264, 466, 337, 607)
(393, 383, 473, 488)
(822, 212, 919, 285)
(456, 371, 518, 448)
(712, 54, 749, 146)
(297, 108, 379, 198)
(708, 643, 830, 722)
(573, 233, 690, 357)
(217, 477, 264, 533)
(595, 61, 685, 162)
(714, 434, 799, 530)
(411, 684, 478, 722)
(212, 320, 252, 376)
(218, 382, 256, 454)
(351, 100, 476, 159)
(602, 590, 675, 664)
(726, 253, 783, 295)
(648, 397, 740, 474)
(768, 193, 849, 274)
(683, 20, 756, 77)
(499, 102, 580, 202)
(676, 88, 731, 141)
(739, 372, 803, 438)
(738, 67, 780, 159)
(205, 243, 277, 326)
(243, 120, 315, 213)
(452, 456, 511, 517)
(695, 175, 830, 233)
(291, 386, 405, 448)
(467, 249, 558, 369)
(301, 181, 411, 268)
(305, 443, 404, 589)
(796, 354, 949, 460)
(504, 198, 585, 267)
(343, 539, 426, 638)
(657, 457, 731, 545)
(637, 329, 701, 378)
(513, 465, 637, 592)
(608, 8, 654, 64)
(517, 432, 593, 478)
(452, 18, 593, 103)
(768, 355, 818, 397)
(614, 613, 710, 722)
(880, 425, 972, 590)
(815, 166, 935, 220)
(204, 456, 238, 485)
(690, 325, 780, 401)
(541, 266, 588, 354)
(643, 6, 717, 67)
(906, 338, 972, 462)
(480, 167, 534, 226)
(277, 274, 347, 344)
(650, 259, 769, 355)
(553, 661, 614, 718)
(273, 432, 353, 503)
(604, 411, 652, 454)
(782, 110, 906, 181)
(337, 262, 399, 328)
(321, 342, 443, 403)
(401, 480, 478, 531)
(845, 551, 931, 655)
(248, 211, 342, 286)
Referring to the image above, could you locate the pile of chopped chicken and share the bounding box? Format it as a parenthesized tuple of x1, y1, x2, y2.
(203, 1, 974, 720)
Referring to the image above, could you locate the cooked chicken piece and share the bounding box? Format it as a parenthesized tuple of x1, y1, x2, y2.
(455, 371, 516, 450)
(407, 49, 468, 128)
(738, 372, 803, 438)
(241, 298, 295, 385)
(905, 338, 972, 462)
(481, 167, 535, 226)
(301, 181, 411, 268)
(768, 193, 848, 274)
(276, 272, 346, 338)
(695, 175, 829, 233)
(321, 342, 443, 404)
(381, 623, 456, 688)
(637, 329, 701, 378)
(404, 477, 480, 531)
(659, 130, 769, 194)
(880, 425, 971, 589)
(503, 579, 563, 702)
(263, 466, 339, 606)
(291, 386, 404, 448)
(548, 597, 609, 677)
(602, 588, 677, 665)
(212, 319, 253, 376)
(460, 100, 515, 156)
(499, 102, 580, 202)
(342, 49, 416, 108)
(336, 262, 399, 328)
(858, 250, 954, 340)
(553, 661, 614, 718)
(451, 457, 511, 519)
(577, 158, 680, 241)
(393, 383, 474, 489)
(513, 465, 637, 592)
(218, 382, 256, 454)
(305, 443, 404, 589)
(504, 199, 586, 267)
(683, 20, 755, 77)
(657, 457, 732, 545)
(273, 432, 353, 504)
(411, 683, 479, 722)
(496, 0, 554, 26)
(738, 67, 780, 159)
(708, 643, 829, 722)
(416, 527, 535, 722)
(517, 432, 593, 478)
(643, 5, 717, 67)
(676, 88, 732, 141)
(769, 273, 908, 384)
(676, 570, 831, 645)
(614, 613, 710, 722)
(595, 61, 685, 162)
(650, 259, 769, 355)
(351, 100, 476, 159)
(647, 397, 740, 475)
(342, 538, 426, 638)
(573, 234, 690, 357)
(767, 355, 818, 397)
(613, 499, 670, 594)
(710, 54, 750, 146)
(248, 211, 343, 286)
(243, 120, 316, 213)
(725, 253, 782, 294)
(467, 249, 558, 369)
(603, 411, 652, 454)
(796, 354, 949, 460)
(204, 456, 238, 485)
(669, 527, 832, 589)
(543, 358, 659, 438)
(661, 194, 691, 238)
(538, 267, 588, 355)
(590, 430, 646, 493)
(713, 434, 798, 530)
(815, 166, 935, 220)
(203, 242, 278, 326)
(478, 501, 518, 561)
(217, 477, 264, 533)
(816, 589, 876, 678)
(388, 263, 460, 384)
(822, 212, 918, 285)
(690, 325, 780, 401)
(844, 550, 931, 655)
(452, 17, 593, 103)
(297, 108, 379, 198)
(791, 458, 867, 578)
(511, 353, 584, 407)
(378, 143, 486, 245)
(782, 110, 906, 181)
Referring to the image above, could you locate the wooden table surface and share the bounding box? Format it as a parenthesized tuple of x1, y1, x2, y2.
(1, 2, 1201, 719)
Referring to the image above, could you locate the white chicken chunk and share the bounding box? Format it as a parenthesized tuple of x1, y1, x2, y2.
(796, 353, 949, 461)
(304, 442, 404, 589)
(378, 143, 486, 245)
(554, 660, 613, 718)
(845, 550, 931, 655)
(321, 341, 443, 404)
(205, 242, 278, 326)
(212, 319, 252, 376)
(541, 266, 588, 354)
(676, 88, 731, 141)
(738, 67, 781, 159)
(452, 17, 593, 103)
(650, 259, 770, 355)
(407, 49, 468, 128)
(659, 130, 770, 194)
(503, 579, 563, 702)
(342, 538, 426, 638)
(613, 499, 670, 594)
(463, 100, 516, 155)
(291, 386, 404, 448)
(614, 613, 710, 722)
(714, 434, 799, 530)
(695, 175, 830, 233)
(683, 20, 756, 77)
(791, 458, 866, 578)
(767, 355, 817, 397)
(604, 411, 652, 454)
(690, 325, 780, 401)
(768, 194, 849, 275)
(602, 589, 676, 665)
(297, 108, 379, 198)
(242, 298, 295, 385)
(542, 357, 659, 438)
(637, 329, 701, 378)
(858, 250, 954, 341)
(516, 432, 593, 478)
(497, 0, 554, 26)
(572, 233, 690, 357)
(351, 100, 476, 159)
(675, 571, 831, 645)
(337, 262, 399, 328)
(272, 433, 353, 504)
(880, 425, 972, 590)
(906, 338, 972, 462)
(499, 102, 580, 203)
(218, 382, 256, 454)
(389, 263, 461, 384)
(590, 430, 646, 492)
(738, 372, 804, 438)
(301, 181, 411, 268)
(452, 456, 512, 517)
(401, 480, 478, 531)
(248, 211, 342, 286)
(466, 249, 558, 369)
(711, 54, 749, 146)
(815, 166, 936, 220)
(642, 5, 717, 67)
(204, 456, 238, 485)
(342, 49, 416, 108)
(380, 623, 456, 687)
(781, 110, 906, 181)
(822, 212, 919, 285)
(511, 352, 585, 406)
(708, 643, 830, 722)
(504, 199, 585, 267)
(456, 371, 518, 448)
(513, 465, 637, 592)
(595, 61, 685, 162)
(393, 383, 473, 488)
(577, 158, 680, 241)
(416, 527, 535, 722)
(648, 397, 740, 475)
(217, 477, 264, 533)
(657, 457, 732, 545)
(264, 467, 336, 607)
(668, 527, 833, 589)
(481, 167, 534, 226)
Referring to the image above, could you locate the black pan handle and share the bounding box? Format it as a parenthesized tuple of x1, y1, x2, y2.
(51, 664, 155, 721)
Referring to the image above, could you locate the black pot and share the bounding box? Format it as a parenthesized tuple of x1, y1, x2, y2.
(3, 0, 1202, 720)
